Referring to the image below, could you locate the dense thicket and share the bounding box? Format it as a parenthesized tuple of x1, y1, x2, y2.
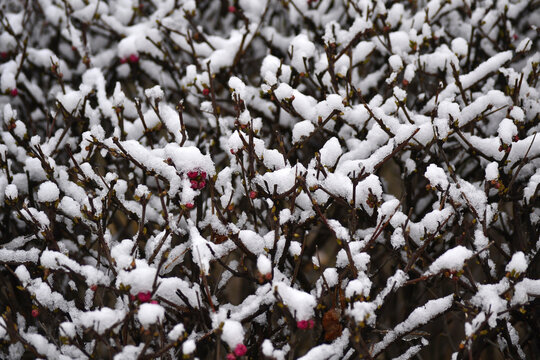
(0, 0, 539, 359)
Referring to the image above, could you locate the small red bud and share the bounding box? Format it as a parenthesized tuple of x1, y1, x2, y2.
(187, 171, 198, 179)
(200, 171, 207, 179)
(202, 87, 210, 96)
(402, 79, 409, 86)
(234, 344, 247, 356)
(31, 309, 39, 318)
(228, 6, 236, 13)
(91, 285, 98, 291)
(190, 180, 199, 189)
(512, 135, 519, 142)
(10, 88, 18, 97)
(198, 180, 206, 189)
(150, 300, 158, 304)
(226, 354, 236, 360)
(137, 291, 152, 302)
(297, 320, 308, 329)
(0, 52, 8, 59)
(230, 149, 236, 155)
(186, 202, 195, 209)
(119, 57, 127, 64)
(249, 190, 257, 199)
(308, 319, 314, 329)
(128, 54, 139, 63)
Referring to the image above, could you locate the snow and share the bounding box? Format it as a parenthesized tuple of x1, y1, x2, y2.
(516, 38, 532, 53)
(221, 320, 244, 348)
(289, 34, 316, 72)
(297, 329, 350, 360)
(257, 255, 272, 275)
(425, 164, 449, 189)
(505, 252, 528, 274)
(144, 85, 164, 101)
(117, 265, 156, 295)
(182, 340, 196, 354)
(137, 303, 165, 327)
(485, 162, 499, 181)
(37, 181, 60, 203)
(274, 282, 316, 320)
(388, 55, 403, 71)
(168, 323, 185, 341)
(451, 37, 468, 57)
(190, 222, 214, 274)
(511, 278, 540, 306)
(4, 184, 17, 199)
(76, 307, 126, 335)
(372, 295, 453, 356)
(1, 0, 538, 358)
(319, 137, 342, 167)
(345, 275, 372, 298)
(498, 118, 517, 144)
(292, 120, 315, 144)
(59, 322, 76, 338)
(425, 246, 474, 275)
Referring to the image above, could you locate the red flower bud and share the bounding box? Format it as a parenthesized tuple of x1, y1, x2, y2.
(128, 54, 139, 63)
(297, 320, 309, 329)
(186, 203, 195, 209)
(249, 191, 257, 199)
(202, 88, 210, 96)
(234, 343, 247, 356)
(198, 180, 206, 189)
(137, 291, 152, 302)
(200, 171, 207, 179)
(187, 171, 198, 179)
(119, 57, 127, 64)
(191, 180, 199, 189)
(226, 354, 236, 360)
(10, 88, 18, 97)
(228, 6, 236, 13)
(31, 309, 39, 318)
(91, 285, 98, 291)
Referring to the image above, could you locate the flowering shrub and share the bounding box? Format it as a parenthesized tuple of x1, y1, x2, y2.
(0, 0, 539, 359)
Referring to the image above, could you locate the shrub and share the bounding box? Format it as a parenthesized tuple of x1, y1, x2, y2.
(0, 0, 539, 359)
